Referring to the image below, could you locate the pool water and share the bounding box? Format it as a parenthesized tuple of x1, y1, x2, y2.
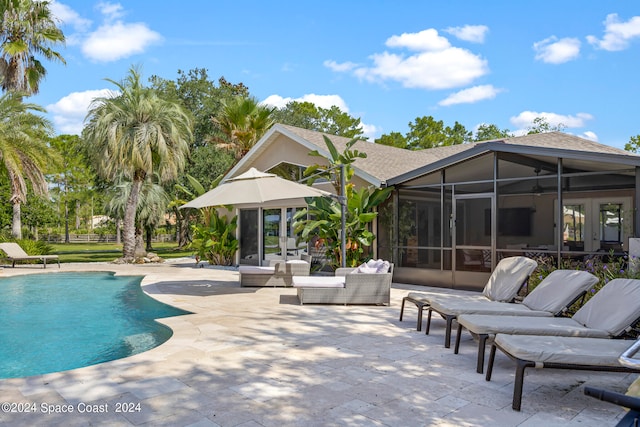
(0, 272, 190, 379)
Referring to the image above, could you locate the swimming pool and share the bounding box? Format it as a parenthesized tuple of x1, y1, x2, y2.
(0, 271, 190, 379)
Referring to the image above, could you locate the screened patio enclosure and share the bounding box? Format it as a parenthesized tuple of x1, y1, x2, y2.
(380, 145, 640, 291)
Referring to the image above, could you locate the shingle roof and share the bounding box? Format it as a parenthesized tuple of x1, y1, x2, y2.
(277, 124, 472, 183)
(489, 131, 632, 156)
(267, 125, 639, 186)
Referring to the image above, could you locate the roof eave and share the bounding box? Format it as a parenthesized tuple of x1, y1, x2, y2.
(387, 142, 640, 185)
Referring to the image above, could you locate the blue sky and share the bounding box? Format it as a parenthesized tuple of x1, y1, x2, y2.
(32, 1, 640, 149)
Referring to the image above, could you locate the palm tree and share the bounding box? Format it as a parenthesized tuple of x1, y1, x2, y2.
(0, 91, 56, 238)
(211, 96, 274, 160)
(0, 0, 66, 94)
(105, 176, 169, 253)
(84, 66, 192, 262)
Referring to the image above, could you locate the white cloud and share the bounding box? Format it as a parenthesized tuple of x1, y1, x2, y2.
(510, 111, 594, 131)
(386, 29, 451, 51)
(96, 1, 125, 21)
(359, 123, 380, 141)
(581, 131, 598, 141)
(533, 36, 581, 64)
(47, 89, 115, 134)
(443, 25, 489, 43)
(50, 1, 92, 32)
(332, 29, 488, 90)
(587, 14, 640, 51)
(82, 21, 162, 62)
(323, 60, 358, 72)
(54, 2, 162, 62)
(438, 85, 502, 106)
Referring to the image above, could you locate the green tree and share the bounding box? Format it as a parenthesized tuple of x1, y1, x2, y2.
(375, 131, 407, 148)
(527, 117, 565, 134)
(149, 69, 248, 148)
(83, 66, 192, 262)
(0, 91, 56, 238)
(624, 135, 640, 153)
(211, 96, 275, 160)
(0, 0, 66, 94)
(105, 176, 170, 252)
(49, 134, 96, 243)
(473, 123, 513, 141)
(406, 116, 472, 149)
(187, 144, 234, 191)
(272, 101, 364, 138)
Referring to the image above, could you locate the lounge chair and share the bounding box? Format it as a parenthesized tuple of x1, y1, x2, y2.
(457, 277, 640, 374)
(239, 257, 311, 287)
(485, 334, 640, 411)
(399, 256, 537, 332)
(0, 242, 60, 269)
(445, 269, 598, 372)
(293, 261, 393, 305)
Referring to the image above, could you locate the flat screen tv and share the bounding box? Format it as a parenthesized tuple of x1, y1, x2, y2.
(484, 207, 532, 236)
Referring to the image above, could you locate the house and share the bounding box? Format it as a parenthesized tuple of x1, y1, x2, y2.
(221, 123, 640, 290)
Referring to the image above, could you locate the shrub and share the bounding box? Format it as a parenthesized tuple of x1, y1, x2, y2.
(189, 213, 238, 266)
(526, 251, 640, 309)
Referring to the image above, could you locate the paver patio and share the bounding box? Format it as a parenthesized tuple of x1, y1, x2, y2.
(0, 259, 634, 426)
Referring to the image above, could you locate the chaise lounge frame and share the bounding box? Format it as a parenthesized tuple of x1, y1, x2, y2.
(0, 242, 60, 269)
(485, 334, 640, 411)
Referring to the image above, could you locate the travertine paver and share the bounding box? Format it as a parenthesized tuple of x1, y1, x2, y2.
(0, 259, 635, 426)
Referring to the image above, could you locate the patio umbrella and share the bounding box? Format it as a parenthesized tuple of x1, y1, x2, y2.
(180, 168, 331, 209)
(181, 167, 346, 267)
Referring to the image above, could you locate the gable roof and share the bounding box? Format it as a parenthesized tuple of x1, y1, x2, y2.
(226, 124, 640, 188)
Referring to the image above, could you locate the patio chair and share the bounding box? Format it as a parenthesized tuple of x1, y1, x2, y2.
(445, 269, 599, 372)
(0, 242, 59, 269)
(485, 334, 640, 411)
(399, 256, 537, 340)
(457, 277, 640, 374)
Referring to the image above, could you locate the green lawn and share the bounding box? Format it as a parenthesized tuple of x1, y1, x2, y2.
(49, 242, 194, 263)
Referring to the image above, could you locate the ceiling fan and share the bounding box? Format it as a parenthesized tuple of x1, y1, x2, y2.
(531, 167, 544, 194)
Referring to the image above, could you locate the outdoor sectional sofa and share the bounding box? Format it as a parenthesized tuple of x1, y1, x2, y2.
(239, 255, 311, 287)
(293, 260, 393, 305)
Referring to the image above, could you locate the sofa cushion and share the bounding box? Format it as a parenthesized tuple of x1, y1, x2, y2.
(292, 276, 346, 288)
(238, 266, 276, 275)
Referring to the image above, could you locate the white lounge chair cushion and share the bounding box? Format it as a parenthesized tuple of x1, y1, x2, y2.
(457, 314, 610, 337)
(494, 334, 636, 366)
(292, 276, 346, 288)
(286, 259, 308, 264)
(571, 278, 640, 336)
(482, 256, 538, 302)
(521, 269, 598, 313)
(430, 297, 554, 317)
(406, 289, 482, 304)
(238, 266, 276, 275)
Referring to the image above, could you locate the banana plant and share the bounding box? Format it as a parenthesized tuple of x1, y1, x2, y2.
(294, 184, 393, 269)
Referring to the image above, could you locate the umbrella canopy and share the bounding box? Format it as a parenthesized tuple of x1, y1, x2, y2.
(181, 168, 331, 209)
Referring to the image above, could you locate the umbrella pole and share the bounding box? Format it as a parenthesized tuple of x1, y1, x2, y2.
(340, 164, 346, 268)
